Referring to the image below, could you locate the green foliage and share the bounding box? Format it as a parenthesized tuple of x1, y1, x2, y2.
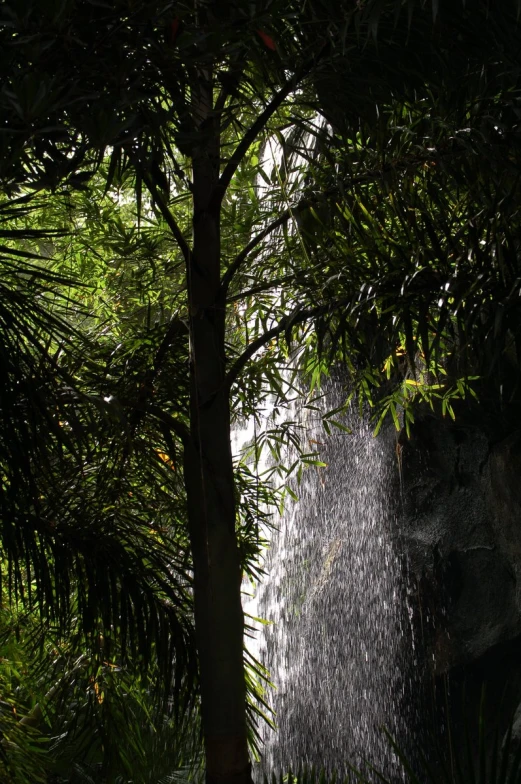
(0, 598, 203, 784)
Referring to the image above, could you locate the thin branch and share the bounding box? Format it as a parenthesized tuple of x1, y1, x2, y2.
(216, 78, 297, 200)
(224, 322, 285, 392)
(220, 207, 295, 294)
(138, 165, 191, 265)
(214, 64, 245, 118)
(224, 299, 347, 392)
(227, 273, 299, 303)
(214, 51, 326, 207)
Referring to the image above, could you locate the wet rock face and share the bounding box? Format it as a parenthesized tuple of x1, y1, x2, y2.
(400, 416, 521, 675)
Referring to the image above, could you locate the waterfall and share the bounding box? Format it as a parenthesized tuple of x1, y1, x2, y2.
(254, 381, 418, 778)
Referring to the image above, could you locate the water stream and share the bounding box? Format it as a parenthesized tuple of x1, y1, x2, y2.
(254, 382, 418, 778)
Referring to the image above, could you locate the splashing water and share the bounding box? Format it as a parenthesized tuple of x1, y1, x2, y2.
(255, 384, 417, 778)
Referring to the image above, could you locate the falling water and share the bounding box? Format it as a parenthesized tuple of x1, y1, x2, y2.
(255, 381, 418, 778)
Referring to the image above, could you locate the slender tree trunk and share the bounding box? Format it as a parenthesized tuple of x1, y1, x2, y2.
(184, 68, 251, 784)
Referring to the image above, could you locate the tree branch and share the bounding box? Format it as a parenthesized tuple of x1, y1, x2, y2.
(139, 165, 192, 266)
(224, 299, 346, 392)
(227, 273, 299, 303)
(214, 51, 326, 208)
(220, 207, 295, 295)
(214, 64, 245, 118)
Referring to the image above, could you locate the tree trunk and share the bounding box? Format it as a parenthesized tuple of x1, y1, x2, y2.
(184, 69, 251, 784)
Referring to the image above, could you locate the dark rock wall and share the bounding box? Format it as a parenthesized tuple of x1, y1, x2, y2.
(399, 416, 521, 749)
